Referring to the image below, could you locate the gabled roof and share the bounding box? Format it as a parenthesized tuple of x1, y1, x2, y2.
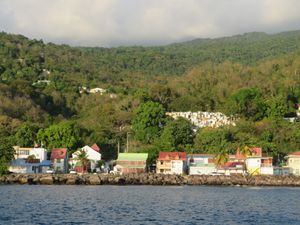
(51, 148, 67, 160)
(91, 143, 100, 152)
(158, 152, 187, 161)
(117, 153, 148, 161)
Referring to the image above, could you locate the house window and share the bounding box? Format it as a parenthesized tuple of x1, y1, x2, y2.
(57, 159, 61, 163)
(160, 169, 164, 173)
(160, 161, 163, 165)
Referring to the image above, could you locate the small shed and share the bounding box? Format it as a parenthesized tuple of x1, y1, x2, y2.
(115, 153, 148, 175)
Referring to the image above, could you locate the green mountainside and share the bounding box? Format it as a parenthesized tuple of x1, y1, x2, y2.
(0, 30, 300, 170)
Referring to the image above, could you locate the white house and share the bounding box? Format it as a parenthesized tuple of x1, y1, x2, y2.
(245, 156, 273, 175)
(14, 146, 48, 161)
(187, 154, 217, 175)
(71, 144, 101, 172)
(156, 152, 187, 175)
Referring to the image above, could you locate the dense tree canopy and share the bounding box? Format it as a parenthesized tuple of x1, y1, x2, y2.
(132, 101, 166, 144)
(36, 122, 81, 152)
(157, 117, 194, 152)
(0, 31, 300, 165)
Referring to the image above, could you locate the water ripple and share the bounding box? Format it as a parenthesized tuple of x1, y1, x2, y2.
(0, 185, 300, 224)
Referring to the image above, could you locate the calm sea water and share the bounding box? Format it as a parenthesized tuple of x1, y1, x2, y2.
(0, 185, 299, 225)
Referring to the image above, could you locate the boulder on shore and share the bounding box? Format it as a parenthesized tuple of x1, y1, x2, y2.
(1, 173, 300, 187)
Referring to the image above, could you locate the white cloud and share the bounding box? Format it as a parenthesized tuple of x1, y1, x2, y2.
(0, 0, 300, 46)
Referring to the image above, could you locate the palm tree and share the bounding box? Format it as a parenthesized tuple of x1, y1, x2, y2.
(240, 145, 253, 157)
(239, 146, 254, 175)
(214, 152, 229, 167)
(75, 149, 89, 173)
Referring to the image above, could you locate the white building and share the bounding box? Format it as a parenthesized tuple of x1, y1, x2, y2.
(71, 144, 101, 172)
(156, 152, 187, 175)
(187, 154, 217, 175)
(14, 146, 48, 161)
(245, 156, 273, 175)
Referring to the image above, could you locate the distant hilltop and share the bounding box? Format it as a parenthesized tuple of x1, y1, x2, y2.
(166, 112, 236, 128)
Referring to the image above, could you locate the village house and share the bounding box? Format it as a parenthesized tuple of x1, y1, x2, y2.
(115, 153, 148, 175)
(244, 148, 273, 175)
(13, 146, 48, 161)
(71, 144, 101, 173)
(215, 147, 273, 175)
(9, 146, 51, 174)
(217, 161, 245, 175)
(286, 151, 300, 176)
(50, 148, 68, 173)
(187, 154, 216, 175)
(156, 152, 187, 175)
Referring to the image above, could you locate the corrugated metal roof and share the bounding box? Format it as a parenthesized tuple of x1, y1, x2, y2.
(117, 153, 148, 161)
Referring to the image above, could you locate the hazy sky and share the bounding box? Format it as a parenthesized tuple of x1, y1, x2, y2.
(1, 0, 300, 47)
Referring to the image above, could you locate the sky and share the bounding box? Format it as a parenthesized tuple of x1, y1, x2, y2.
(0, 0, 300, 47)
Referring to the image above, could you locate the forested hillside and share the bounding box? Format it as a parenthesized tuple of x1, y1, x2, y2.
(1, 30, 300, 171)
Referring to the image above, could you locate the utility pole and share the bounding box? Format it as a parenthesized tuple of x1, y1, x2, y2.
(126, 132, 129, 153)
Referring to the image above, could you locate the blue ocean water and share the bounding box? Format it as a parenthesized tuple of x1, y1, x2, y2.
(0, 185, 299, 225)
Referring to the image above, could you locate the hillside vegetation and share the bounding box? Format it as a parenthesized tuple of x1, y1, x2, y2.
(0, 30, 300, 169)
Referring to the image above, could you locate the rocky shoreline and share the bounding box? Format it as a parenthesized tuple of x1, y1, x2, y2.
(1, 173, 300, 186)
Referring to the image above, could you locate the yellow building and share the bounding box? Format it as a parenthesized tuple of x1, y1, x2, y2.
(286, 151, 300, 175)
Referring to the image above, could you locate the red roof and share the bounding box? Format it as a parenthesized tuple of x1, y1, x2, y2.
(91, 143, 100, 152)
(158, 152, 187, 161)
(235, 148, 246, 160)
(288, 151, 300, 156)
(251, 148, 262, 156)
(51, 148, 67, 160)
(235, 147, 262, 159)
(294, 104, 300, 109)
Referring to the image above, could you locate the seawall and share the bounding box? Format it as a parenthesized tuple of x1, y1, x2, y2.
(1, 173, 300, 186)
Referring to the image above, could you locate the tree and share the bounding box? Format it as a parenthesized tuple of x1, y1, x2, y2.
(132, 101, 166, 144)
(265, 95, 294, 118)
(74, 149, 89, 173)
(239, 146, 253, 157)
(158, 117, 194, 151)
(214, 152, 229, 167)
(194, 127, 235, 154)
(0, 137, 14, 175)
(225, 88, 266, 120)
(37, 122, 81, 151)
(15, 123, 40, 147)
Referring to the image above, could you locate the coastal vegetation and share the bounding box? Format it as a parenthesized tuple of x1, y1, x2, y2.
(1, 30, 300, 173)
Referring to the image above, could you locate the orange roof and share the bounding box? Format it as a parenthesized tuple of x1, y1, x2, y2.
(288, 151, 300, 156)
(158, 152, 187, 161)
(51, 148, 67, 160)
(91, 143, 100, 152)
(235, 147, 263, 159)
